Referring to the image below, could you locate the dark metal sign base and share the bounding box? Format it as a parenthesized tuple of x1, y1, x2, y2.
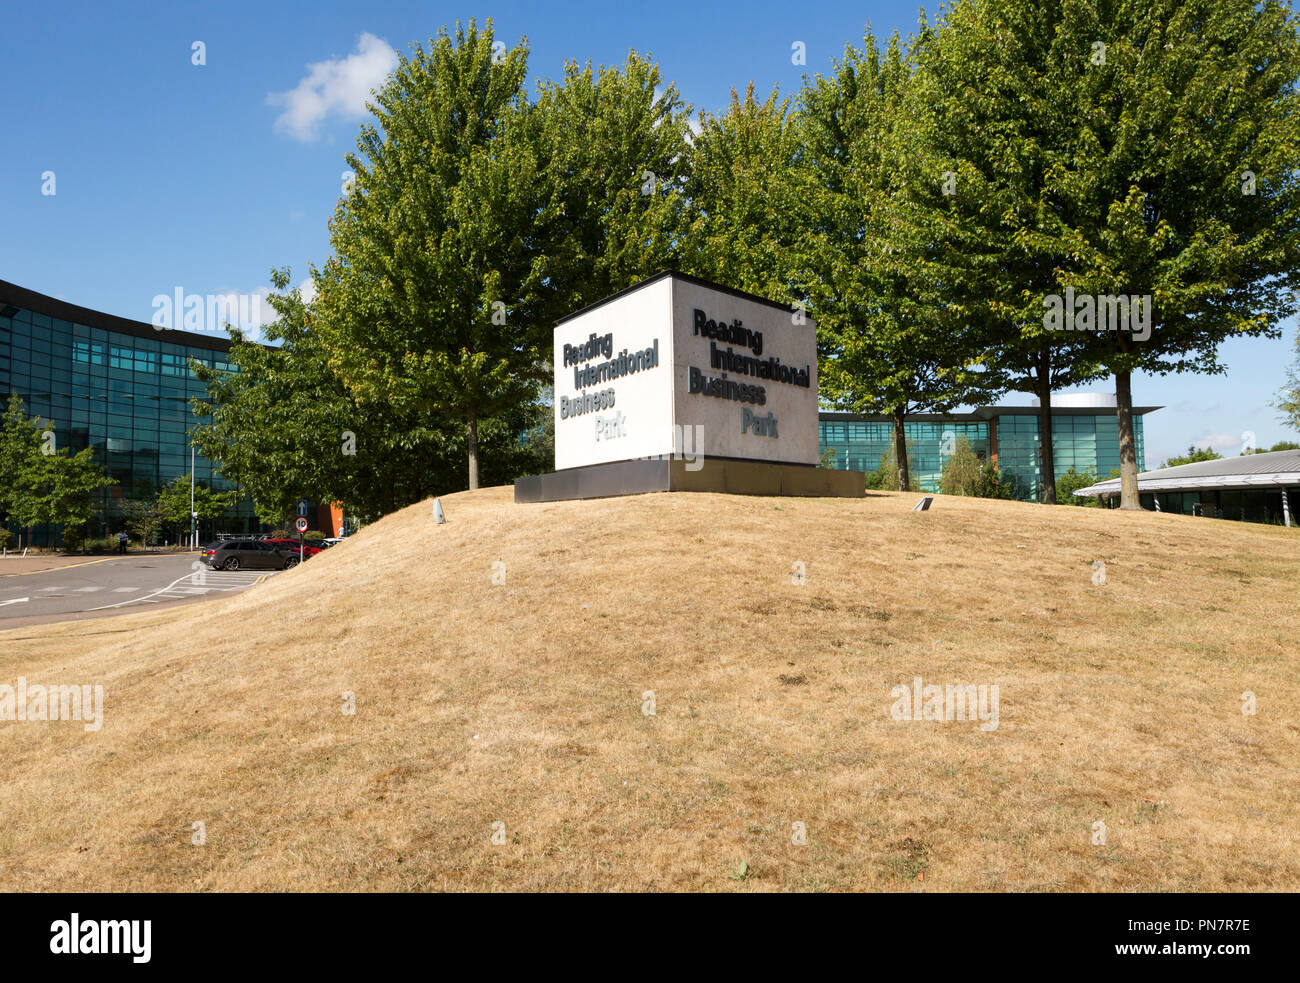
(514, 458, 865, 503)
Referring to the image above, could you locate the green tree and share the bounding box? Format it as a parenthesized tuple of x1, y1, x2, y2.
(1160, 445, 1223, 469)
(863, 443, 919, 492)
(911, 0, 1300, 510)
(0, 395, 113, 548)
(683, 83, 809, 299)
(315, 20, 546, 491)
(977, 461, 1020, 500)
(0, 395, 41, 539)
(1276, 327, 1300, 429)
(122, 498, 167, 547)
(316, 28, 693, 491)
(900, 6, 1115, 505)
(939, 437, 983, 496)
(799, 31, 1009, 492)
(155, 474, 236, 543)
(193, 271, 550, 520)
(15, 446, 112, 549)
(940, 436, 1020, 498)
(1056, 467, 1101, 506)
(530, 53, 694, 315)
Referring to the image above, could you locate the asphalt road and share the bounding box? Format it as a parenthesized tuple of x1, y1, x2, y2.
(0, 553, 276, 629)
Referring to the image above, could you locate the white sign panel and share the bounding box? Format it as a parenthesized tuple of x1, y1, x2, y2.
(552, 273, 818, 470)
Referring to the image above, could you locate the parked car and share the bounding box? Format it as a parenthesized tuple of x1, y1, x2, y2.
(263, 538, 327, 558)
(201, 540, 301, 571)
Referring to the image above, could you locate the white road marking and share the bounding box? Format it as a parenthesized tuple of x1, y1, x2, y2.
(84, 568, 275, 611)
(0, 597, 30, 606)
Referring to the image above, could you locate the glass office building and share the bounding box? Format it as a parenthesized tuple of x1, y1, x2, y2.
(819, 396, 1154, 500)
(0, 280, 258, 547)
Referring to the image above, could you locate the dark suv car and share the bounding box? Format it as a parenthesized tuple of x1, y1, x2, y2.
(201, 540, 300, 571)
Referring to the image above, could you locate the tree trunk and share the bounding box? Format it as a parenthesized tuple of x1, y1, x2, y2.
(892, 405, 910, 492)
(1036, 347, 1057, 505)
(1115, 369, 1141, 510)
(467, 409, 480, 491)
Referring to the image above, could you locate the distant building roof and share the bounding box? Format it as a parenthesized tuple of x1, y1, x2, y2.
(1073, 449, 1300, 497)
(1031, 393, 1116, 409)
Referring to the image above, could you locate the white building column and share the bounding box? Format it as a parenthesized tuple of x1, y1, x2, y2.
(1283, 487, 1292, 528)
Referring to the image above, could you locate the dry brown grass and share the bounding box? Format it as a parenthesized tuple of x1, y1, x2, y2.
(1, 486, 1297, 892)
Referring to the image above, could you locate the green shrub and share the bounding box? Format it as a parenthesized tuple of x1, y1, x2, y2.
(863, 445, 918, 491)
(977, 461, 1021, 499)
(939, 437, 1019, 498)
(304, 530, 325, 542)
(1056, 467, 1101, 506)
(939, 437, 982, 495)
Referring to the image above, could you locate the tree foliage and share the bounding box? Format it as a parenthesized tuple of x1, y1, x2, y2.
(1277, 327, 1300, 430)
(192, 271, 550, 522)
(1159, 445, 1223, 468)
(1055, 467, 1102, 506)
(799, 30, 1009, 491)
(910, 0, 1300, 508)
(0, 395, 114, 548)
(154, 474, 237, 529)
(939, 436, 1019, 498)
(313, 20, 541, 491)
(683, 83, 809, 299)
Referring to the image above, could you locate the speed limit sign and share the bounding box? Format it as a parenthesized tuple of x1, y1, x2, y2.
(295, 517, 309, 533)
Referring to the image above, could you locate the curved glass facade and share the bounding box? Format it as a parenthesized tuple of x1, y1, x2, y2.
(0, 283, 259, 546)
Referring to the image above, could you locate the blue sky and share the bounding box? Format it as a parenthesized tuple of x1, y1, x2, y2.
(2, 0, 1296, 468)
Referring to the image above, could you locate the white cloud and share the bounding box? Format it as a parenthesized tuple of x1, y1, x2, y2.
(298, 278, 318, 304)
(268, 33, 397, 141)
(206, 286, 273, 341)
(1194, 433, 1242, 453)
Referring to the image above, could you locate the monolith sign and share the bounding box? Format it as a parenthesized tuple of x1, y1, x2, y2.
(515, 271, 863, 502)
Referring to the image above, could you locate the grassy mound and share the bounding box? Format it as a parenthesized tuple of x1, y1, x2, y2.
(1, 487, 1296, 891)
